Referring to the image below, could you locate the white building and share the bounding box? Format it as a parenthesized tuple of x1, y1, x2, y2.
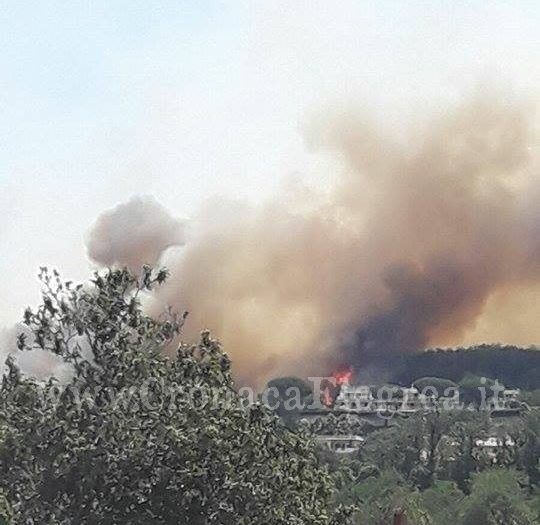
(315, 435, 365, 454)
(334, 384, 436, 413)
(334, 385, 373, 411)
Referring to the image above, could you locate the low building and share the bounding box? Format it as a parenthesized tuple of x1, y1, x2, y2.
(334, 385, 373, 411)
(334, 384, 437, 414)
(315, 435, 365, 454)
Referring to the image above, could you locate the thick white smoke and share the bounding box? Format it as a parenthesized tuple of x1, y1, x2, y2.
(86, 195, 185, 271)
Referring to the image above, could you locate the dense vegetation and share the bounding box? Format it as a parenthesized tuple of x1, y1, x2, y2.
(0, 268, 353, 524)
(315, 410, 540, 524)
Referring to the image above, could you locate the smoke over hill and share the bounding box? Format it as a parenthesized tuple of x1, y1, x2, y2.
(87, 93, 540, 385)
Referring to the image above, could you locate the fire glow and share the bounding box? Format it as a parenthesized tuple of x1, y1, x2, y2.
(87, 96, 540, 386)
(334, 367, 354, 386)
(321, 366, 354, 407)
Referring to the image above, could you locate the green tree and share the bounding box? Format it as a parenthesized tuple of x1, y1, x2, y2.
(458, 374, 501, 407)
(517, 411, 540, 487)
(336, 469, 453, 525)
(337, 469, 413, 525)
(264, 376, 313, 427)
(460, 468, 536, 525)
(416, 481, 464, 525)
(0, 267, 354, 524)
(437, 412, 489, 493)
(412, 377, 458, 397)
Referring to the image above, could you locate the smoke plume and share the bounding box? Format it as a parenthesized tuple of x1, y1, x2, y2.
(87, 93, 540, 385)
(86, 195, 185, 271)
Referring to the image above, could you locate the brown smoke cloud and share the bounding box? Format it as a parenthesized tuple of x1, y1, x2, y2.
(87, 92, 540, 385)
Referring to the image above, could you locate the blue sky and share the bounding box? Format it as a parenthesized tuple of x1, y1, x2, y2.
(1, 0, 540, 323)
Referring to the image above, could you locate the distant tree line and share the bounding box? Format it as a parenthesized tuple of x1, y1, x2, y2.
(391, 345, 540, 390)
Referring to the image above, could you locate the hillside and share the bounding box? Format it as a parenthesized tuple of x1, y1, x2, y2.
(390, 344, 540, 389)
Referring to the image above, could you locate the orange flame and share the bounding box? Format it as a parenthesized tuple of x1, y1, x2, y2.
(322, 386, 333, 407)
(334, 366, 353, 386)
(321, 367, 354, 407)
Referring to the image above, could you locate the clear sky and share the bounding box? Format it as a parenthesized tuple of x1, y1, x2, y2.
(1, 0, 540, 324)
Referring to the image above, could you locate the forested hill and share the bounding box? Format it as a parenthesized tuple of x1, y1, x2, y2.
(390, 344, 540, 389)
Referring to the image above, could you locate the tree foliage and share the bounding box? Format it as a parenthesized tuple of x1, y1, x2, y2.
(412, 377, 457, 397)
(316, 406, 539, 524)
(0, 267, 353, 524)
(461, 469, 536, 525)
(264, 376, 313, 427)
